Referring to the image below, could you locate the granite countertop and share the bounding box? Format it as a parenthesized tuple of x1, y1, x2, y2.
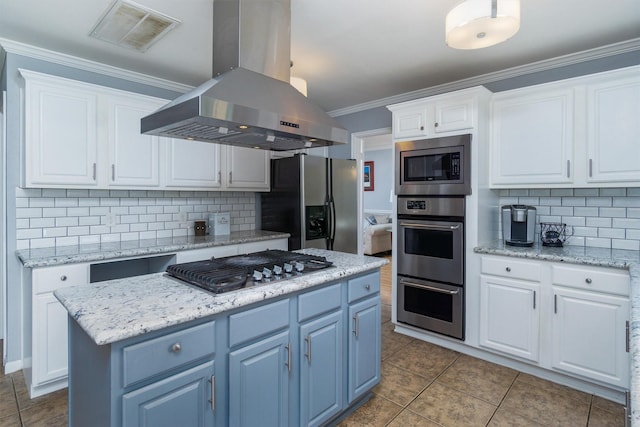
(474, 240, 640, 425)
(54, 249, 388, 346)
(17, 230, 290, 268)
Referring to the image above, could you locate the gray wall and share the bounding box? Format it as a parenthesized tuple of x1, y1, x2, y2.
(363, 148, 393, 212)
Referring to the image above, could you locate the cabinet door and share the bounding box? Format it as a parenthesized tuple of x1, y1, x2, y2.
(586, 76, 640, 184)
(23, 74, 98, 187)
(122, 361, 215, 427)
(479, 276, 540, 362)
(33, 293, 71, 383)
(229, 331, 290, 427)
(107, 94, 161, 187)
(552, 287, 629, 387)
(392, 108, 429, 139)
(434, 97, 474, 133)
(300, 311, 343, 427)
(348, 297, 380, 403)
(225, 145, 270, 191)
(165, 138, 222, 189)
(490, 88, 574, 186)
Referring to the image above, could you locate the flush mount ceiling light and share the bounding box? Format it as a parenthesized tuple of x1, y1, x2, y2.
(90, 0, 181, 52)
(446, 0, 520, 49)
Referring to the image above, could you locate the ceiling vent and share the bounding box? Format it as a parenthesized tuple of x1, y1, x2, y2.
(90, 0, 180, 52)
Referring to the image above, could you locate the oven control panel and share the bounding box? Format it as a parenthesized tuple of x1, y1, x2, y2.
(398, 196, 465, 217)
(406, 200, 426, 210)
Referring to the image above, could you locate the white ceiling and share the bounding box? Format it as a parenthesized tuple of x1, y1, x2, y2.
(1, 0, 639, 112)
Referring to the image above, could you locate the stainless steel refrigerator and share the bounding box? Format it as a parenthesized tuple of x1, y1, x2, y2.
(261, 154, 358, 253)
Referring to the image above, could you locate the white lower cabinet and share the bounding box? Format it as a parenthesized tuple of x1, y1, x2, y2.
(30, 263, 89, 397)
(479, 255, 630, 388)
(479, 275, 540, 362)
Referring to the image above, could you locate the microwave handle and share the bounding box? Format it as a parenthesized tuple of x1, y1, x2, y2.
(400, 279, 460, 295)
(399, 222, 460, 231)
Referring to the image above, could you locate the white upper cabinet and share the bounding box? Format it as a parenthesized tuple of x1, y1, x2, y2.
(490, 87, 574, 186)
(164, 139, 222, 189)
(106, 93, 163, 188)
(586, 74, 640, 184)
(224, 145, 270, 191)
(20, 70, 269, 191)
(22, 70, 99, 187)
(434, 96, 475, 133)
(489, 65, 640, 188)
(388, 87, 483, 140)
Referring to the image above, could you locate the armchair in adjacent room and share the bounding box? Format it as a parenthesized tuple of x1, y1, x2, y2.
(363, 213, 392, 255)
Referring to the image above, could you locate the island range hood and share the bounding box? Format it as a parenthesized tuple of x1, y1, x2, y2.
(141, 0, 348, 151)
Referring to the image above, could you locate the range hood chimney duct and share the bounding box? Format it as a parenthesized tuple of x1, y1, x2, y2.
(141, 0, 348, 151)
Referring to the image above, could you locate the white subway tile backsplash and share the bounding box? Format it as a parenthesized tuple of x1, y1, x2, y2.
(613, 239, 640, 250)
(15, 188, 257, 250)
(498, 187, 640, 249)
(600, 188, 627, 196)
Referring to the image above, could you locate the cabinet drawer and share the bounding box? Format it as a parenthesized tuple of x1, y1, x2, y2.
(551, 264, 629, 296)
(298, 283, 342, 322)
(229, 299, 289, 347)
(348, 272, 380, 303)
(481, 256, 541, 282)
(122, 321, 215, 388)
(32, 263, 89, 294)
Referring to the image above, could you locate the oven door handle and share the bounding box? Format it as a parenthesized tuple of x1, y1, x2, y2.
(400, 280, 460, 295)
(399, 222, 461, 231)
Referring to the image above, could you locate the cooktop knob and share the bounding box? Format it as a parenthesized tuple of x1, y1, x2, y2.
(295, 261, 304, 272)
(262, 267, 272, 279)
(273, 265, 283, 276)
(252, 270, 263, 281)
(284, 262, 293, 273)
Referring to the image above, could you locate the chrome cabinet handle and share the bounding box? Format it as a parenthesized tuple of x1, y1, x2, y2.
(533, 290, 536, 309)
(111, 164, 115, 181)
(554, 295, 558, 314)
(585, 278, 592, 284)
(92, 163, 96, 180)
(171, 343, 181, 353)
(229, 171, 232, 184)
(304, 336, 311, 362)
(218, 171, 221, 183)
(399, 222, 460, 230)
(420, 125, 424, 131)
(208, 376, 215, 411)
(60, 275, 67, 281)
(567, 160, 571, 178)
(353, 315, 359, 337)
(505, 267, 511, 272)
(589, 158, 593, 177)
(285, 342, 292, 372)
(365, 284, 371, 291)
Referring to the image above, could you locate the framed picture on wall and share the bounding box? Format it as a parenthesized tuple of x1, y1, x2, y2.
(364, 161, 374, 191)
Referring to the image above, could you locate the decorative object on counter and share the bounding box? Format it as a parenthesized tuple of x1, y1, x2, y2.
(194, 220, 207, 236)
(208, 212, 230, 236)
(502, 204, 536, 247)
(540, 222, 574, 247)
(445, 0, 521, 50)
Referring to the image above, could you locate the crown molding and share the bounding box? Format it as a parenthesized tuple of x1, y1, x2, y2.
(328, 37, 640, 117)
(0, 38, 194, 93)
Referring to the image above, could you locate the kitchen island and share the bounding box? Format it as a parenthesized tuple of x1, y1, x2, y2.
(474, 241, 640, 426)
(55, 249, 387, 427)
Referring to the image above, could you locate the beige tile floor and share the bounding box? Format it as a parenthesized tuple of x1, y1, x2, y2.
(0, 254, 627, 426)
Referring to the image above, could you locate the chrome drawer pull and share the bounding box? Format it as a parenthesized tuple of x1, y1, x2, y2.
(171, 343, 181, 353)
(400, 279, 460, 295)
(60, 275, 67, 281)
(365, 284, 371, 290)
(585, 278, 592, 284)
(505, 267, 511, 272)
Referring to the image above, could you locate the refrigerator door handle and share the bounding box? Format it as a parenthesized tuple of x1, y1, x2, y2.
(329, 198, 337, 249)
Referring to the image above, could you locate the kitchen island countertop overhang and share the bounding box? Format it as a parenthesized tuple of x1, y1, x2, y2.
(54, 248, 389, 345)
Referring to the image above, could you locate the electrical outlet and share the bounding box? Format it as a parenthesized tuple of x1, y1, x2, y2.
(105, 212, 117, 227)
(179, 212, 187, 225)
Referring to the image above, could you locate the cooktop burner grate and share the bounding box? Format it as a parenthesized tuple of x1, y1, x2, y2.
(165, 249, 333, 294)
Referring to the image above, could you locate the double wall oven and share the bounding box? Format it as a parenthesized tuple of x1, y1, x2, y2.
(395, 134, 470, 340)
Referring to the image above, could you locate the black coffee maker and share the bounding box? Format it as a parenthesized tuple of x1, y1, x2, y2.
(501, 205, 536, 247)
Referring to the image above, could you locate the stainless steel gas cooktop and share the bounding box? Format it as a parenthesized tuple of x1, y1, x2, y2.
(165, 249, 333, 294)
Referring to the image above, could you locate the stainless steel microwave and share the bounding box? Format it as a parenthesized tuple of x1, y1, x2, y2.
(395, 134, 471, 196)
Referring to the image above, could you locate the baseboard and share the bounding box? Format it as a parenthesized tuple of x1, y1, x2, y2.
(3, 359, 22, 374)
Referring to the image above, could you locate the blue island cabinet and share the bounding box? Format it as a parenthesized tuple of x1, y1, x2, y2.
(67, 270, 381, 427)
